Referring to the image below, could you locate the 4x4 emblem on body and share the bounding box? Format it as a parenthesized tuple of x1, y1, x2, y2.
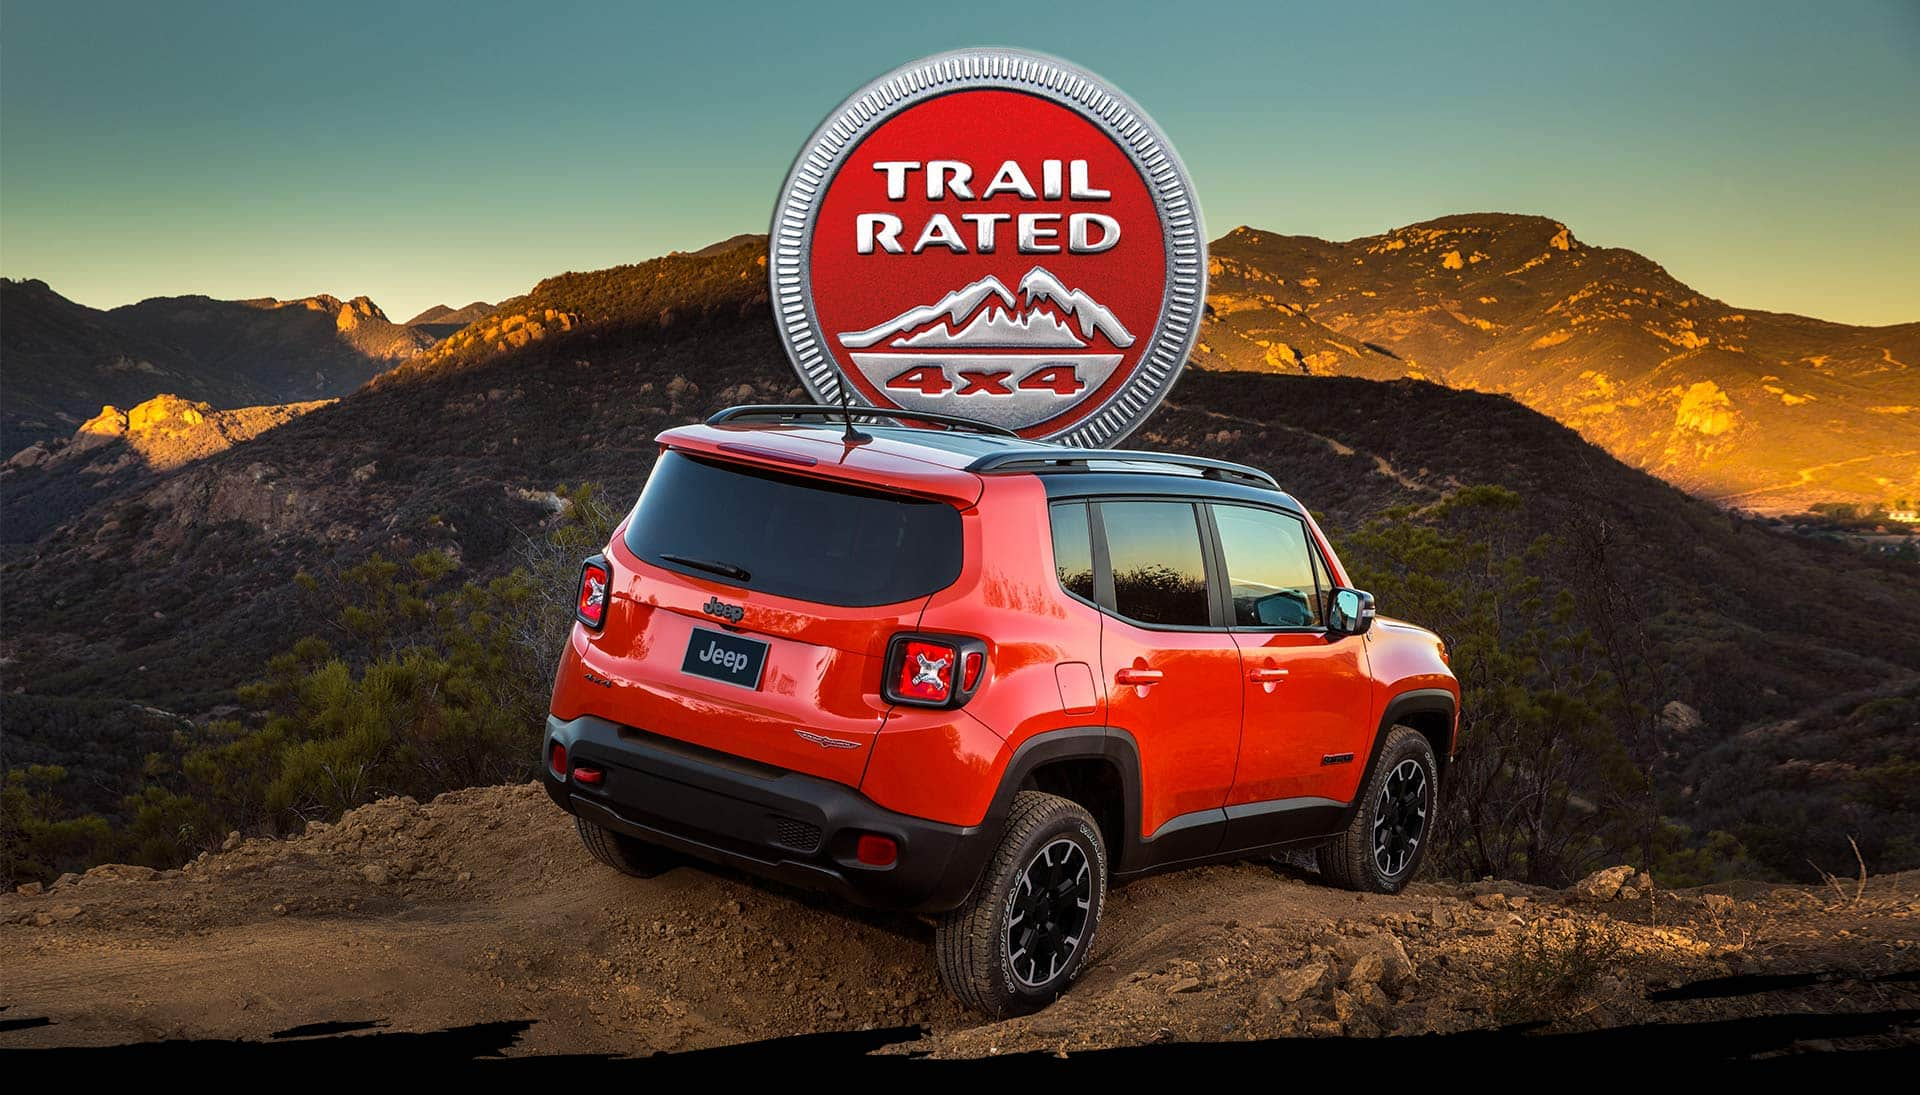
(769, 47, 1205, 447)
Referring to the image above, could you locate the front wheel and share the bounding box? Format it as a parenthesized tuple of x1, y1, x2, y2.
(1318, 726, 1439, 893)
(935, 791, 1107, 1017)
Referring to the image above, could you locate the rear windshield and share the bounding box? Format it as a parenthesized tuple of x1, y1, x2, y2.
(624, 451, 963, 607)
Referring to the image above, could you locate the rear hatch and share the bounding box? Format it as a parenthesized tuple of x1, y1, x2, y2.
(577, 441, 974, 786)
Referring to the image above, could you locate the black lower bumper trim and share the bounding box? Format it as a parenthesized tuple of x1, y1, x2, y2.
(543, 714, 991, 913)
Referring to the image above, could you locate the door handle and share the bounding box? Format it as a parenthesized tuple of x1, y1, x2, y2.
(1115, 667, 1164, 685)
(1248, 667, 1290, 683)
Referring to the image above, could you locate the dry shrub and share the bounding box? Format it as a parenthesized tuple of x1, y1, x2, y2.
(1493, 918, 1627, 1024)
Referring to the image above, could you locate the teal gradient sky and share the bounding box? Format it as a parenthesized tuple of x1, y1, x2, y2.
(3, 1, 1916, 326)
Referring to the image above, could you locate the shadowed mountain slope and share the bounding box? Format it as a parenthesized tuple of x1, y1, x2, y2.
(1, 279, 433, 450)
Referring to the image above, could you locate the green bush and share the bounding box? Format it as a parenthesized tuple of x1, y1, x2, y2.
(1, 766, 115, 881)
(1337, 485, 1656, 885)
(2, 485, 615, 884)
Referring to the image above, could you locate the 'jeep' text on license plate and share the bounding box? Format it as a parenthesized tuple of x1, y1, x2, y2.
(680, 627, 768, 690)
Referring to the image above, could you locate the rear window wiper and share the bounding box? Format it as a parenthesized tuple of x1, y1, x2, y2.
(657, 553, 752, 582)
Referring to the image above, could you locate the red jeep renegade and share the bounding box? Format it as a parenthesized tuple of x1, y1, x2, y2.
(544, 405, 1459, 1016)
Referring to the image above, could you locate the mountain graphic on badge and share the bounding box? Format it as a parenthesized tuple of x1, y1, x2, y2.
(838, 267, 1136, 351)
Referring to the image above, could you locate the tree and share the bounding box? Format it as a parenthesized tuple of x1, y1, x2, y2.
(1337, 486, 1648, 885)
(126, 487, 617, 846)
(1, 766, 114, 882)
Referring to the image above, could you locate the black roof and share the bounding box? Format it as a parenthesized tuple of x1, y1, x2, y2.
(1026, 468, 1305, 513)
(856, 426, 1038, 460)
(875, 430, 1302, 513)
(703, 405, 1300, 512)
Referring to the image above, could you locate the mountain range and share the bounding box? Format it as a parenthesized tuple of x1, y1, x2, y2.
(1197, 215, 1919, 514)
(9, 215, 1911, 515)
(404, 301, 497, 340)
(0, 279, 434, 450)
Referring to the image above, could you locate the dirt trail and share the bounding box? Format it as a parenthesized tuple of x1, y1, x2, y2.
(3, 784, 1917, 1058)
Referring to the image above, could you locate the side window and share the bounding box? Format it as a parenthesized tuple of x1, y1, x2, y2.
(1049, 502, 1096, 604)
(1098, 501, 1211, 627)
(1211, 504, 1324, 628)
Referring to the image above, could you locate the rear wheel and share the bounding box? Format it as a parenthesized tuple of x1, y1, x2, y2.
(935, 791, 1107, 1017)
(574, 816, 679, 878)
(1318, 726, 1438, 893)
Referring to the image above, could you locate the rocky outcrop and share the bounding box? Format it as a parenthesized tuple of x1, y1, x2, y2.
(408, 306, 580, 368)
(6, 444, 52, 469)
(1661, 701, 1706, 735)
(71, 404, 133, 454)
(1569, 865, 1634, 901)
(10, 393, 332, 477)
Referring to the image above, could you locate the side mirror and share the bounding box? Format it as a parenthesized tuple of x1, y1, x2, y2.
(1327, 587, 1376, 637)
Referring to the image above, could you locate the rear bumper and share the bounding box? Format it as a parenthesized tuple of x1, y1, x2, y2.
(542, 714, 992, 913)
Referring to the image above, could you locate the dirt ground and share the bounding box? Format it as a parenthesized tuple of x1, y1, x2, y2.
(3, 783, 1917, 1060)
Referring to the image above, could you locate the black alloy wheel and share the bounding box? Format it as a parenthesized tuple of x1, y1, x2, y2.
(1371, 758, 1429, 878)
(1005, 837, 1094, 988)
(935, 791, 1107, 1016)
(1316, 726, 1440, 894)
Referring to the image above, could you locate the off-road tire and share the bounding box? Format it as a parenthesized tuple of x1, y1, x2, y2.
(574, 816, 678, 878)
(1318, 726, 1439, 894)
(935, 791, 1107, 1017)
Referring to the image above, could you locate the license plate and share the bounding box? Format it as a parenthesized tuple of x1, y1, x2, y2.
(680, 627, 768, 690)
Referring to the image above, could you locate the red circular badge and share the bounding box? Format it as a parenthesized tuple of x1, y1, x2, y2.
(771, 49, 1205, 446)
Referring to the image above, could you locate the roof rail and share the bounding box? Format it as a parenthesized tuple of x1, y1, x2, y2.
(966, 449, 1281, 490)
(706, 404, 1020, 438)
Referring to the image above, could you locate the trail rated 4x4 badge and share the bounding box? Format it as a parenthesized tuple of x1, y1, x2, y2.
(770, 48, 1206, 446)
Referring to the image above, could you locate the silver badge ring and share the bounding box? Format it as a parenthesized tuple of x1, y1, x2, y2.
(768, 47, 1206, 449)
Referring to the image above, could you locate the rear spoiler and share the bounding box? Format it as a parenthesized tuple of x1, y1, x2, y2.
(655, 422, 986, 507)
(707, 404, 1017, 437)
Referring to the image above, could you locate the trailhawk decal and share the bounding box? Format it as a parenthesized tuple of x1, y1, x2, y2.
(770, 48, 1205, 446)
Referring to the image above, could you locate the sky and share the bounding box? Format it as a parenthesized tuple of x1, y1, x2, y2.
(3, 0, 1917, 326)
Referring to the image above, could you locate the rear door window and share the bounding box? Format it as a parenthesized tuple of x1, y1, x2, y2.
(624, 451, 962, 607)
(1097, 501, 1212, 628)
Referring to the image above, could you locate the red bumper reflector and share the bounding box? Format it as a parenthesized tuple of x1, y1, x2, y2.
(962, 650, 984, 691)
(548, 742, 568, 778)
(571, 766, 604, 786)
(855, 834, 898, 867)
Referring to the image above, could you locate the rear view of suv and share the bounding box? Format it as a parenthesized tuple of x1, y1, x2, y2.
(543, 405, 1458, 1016)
